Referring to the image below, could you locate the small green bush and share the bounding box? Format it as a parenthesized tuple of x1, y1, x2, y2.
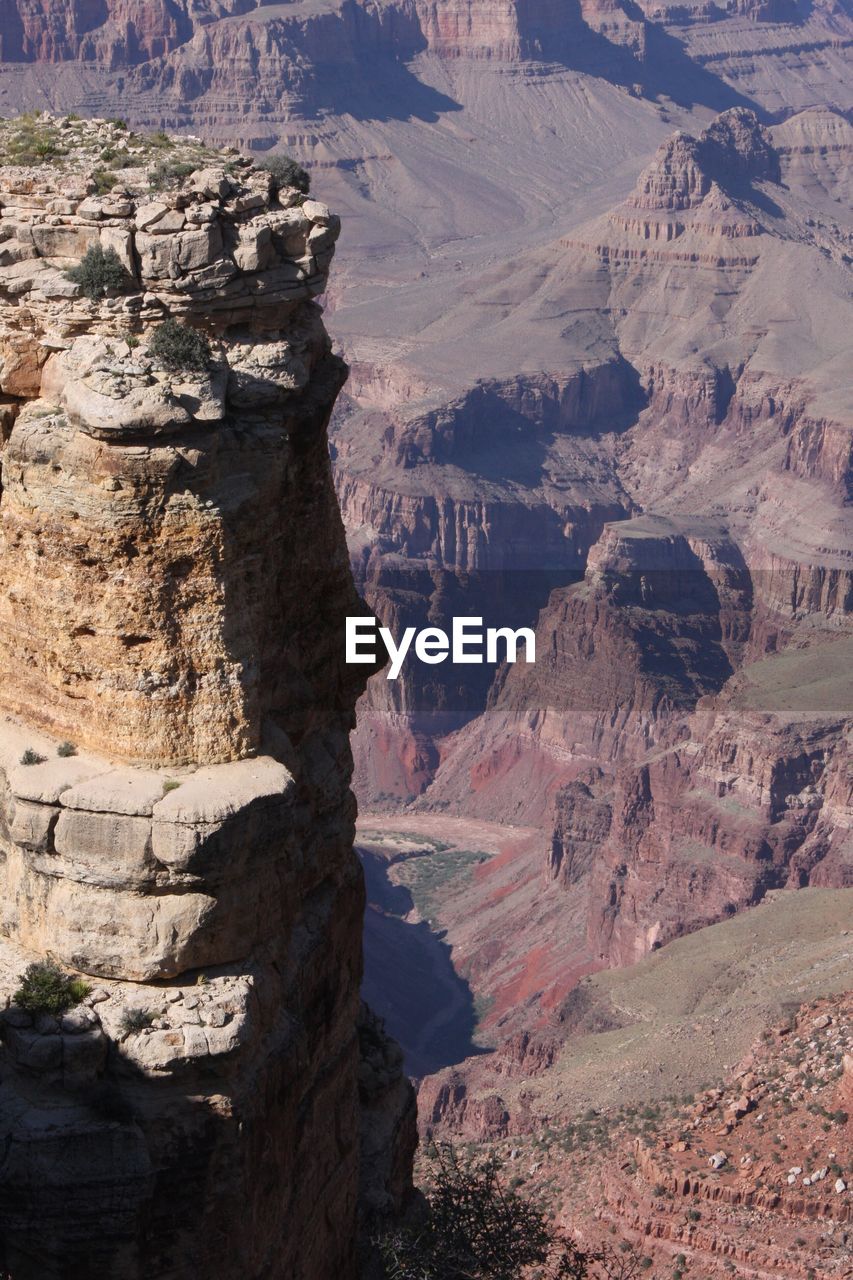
(148, 319, 211, 373)
(57, 741, 77, 758)
(20, 748, 46, 766)
(66, 245, 130, 301)
(162, 778, 181, 794)
(106, 148, 135, 170)
(148, 159, 197, 191)
(91, 167, 118, 195)
(258, 154, 310, 195)
(14, 961, 90, 1015)
(119, 1008, 154, 1037)
(2, 116, 67, 165)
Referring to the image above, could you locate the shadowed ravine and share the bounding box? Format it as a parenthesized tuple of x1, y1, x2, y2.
(358, 846, 488, 1077)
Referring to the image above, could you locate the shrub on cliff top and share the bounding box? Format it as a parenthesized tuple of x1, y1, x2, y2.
(119, 1008, 155, 1037)
(148, 159, 197, 191)
(66, 244, 130, 301)
(148, 319, 212, 373)
(2, 115, 67, 165)
(14, 960, 90, 1015)
(258, 153, 310, 195)
(91, 167, 118, 195)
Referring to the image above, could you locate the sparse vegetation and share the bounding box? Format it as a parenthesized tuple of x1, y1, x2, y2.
(57, 741, 77, 757)
(0, 113, 67, 165)
(394, 848, 491, 922)
(147, 129, 175, 149)
(119, 1008, 155, 1037)
(148, 319, 212, 373)
(13, 960, 90, 1015)
(91, 167, 118, 194)
(148, 159, 198, 191)
(258, 153, 310, 195)
(66, 245, 131, 301)
(162, 778, 182, 794)
(375, 1144, 591, 1279)
(20, 748, 46, 766)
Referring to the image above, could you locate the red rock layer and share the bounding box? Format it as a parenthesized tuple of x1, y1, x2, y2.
(589, 997, 853, 1277)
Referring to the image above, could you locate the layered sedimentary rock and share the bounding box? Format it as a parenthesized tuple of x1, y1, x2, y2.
(343, 108, 852, 1103)
(0, 0, 849, 820)
(0, 132, 342, 765)
(394, 107, 850, 797)
(587, 995, 853, 1276)
(415, 891, 853, 1272)
(0, 2, 259, 66)
(582, 634, 852, 962)
(0, 117, 410, 1280)
(2, 0, 850, 118)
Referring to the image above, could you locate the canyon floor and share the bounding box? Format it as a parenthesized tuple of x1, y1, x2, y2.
(360, 815, 852, 1112)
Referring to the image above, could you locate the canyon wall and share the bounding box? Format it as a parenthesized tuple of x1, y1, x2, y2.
(347, 109, 852, 1035)
(1, 0, 851, 140)
(0, 117, 412, 1279)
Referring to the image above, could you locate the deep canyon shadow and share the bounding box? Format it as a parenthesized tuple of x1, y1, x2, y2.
(359, 848, 490, 1078)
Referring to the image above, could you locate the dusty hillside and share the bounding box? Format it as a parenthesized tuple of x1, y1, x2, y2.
(423, 985, 853, 1278)
(416, 891, 853, 1274)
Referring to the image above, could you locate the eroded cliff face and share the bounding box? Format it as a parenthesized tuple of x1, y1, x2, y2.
(346, 108, 851, 1101)
(0, 1, 258, 65)
(0, 117, 412, 1279)
(1, 0, 850, 144)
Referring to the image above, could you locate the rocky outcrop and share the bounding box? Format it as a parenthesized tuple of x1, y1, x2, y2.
(0, 117, 410, 1280)
(0, 118, 341, 765)
(357, 1004, 418, 1221)
(590, 995, 853, 1276)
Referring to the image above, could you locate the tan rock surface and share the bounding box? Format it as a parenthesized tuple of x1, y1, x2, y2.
(0, 119, 413, 1280)
(0, 116, 344, 766)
